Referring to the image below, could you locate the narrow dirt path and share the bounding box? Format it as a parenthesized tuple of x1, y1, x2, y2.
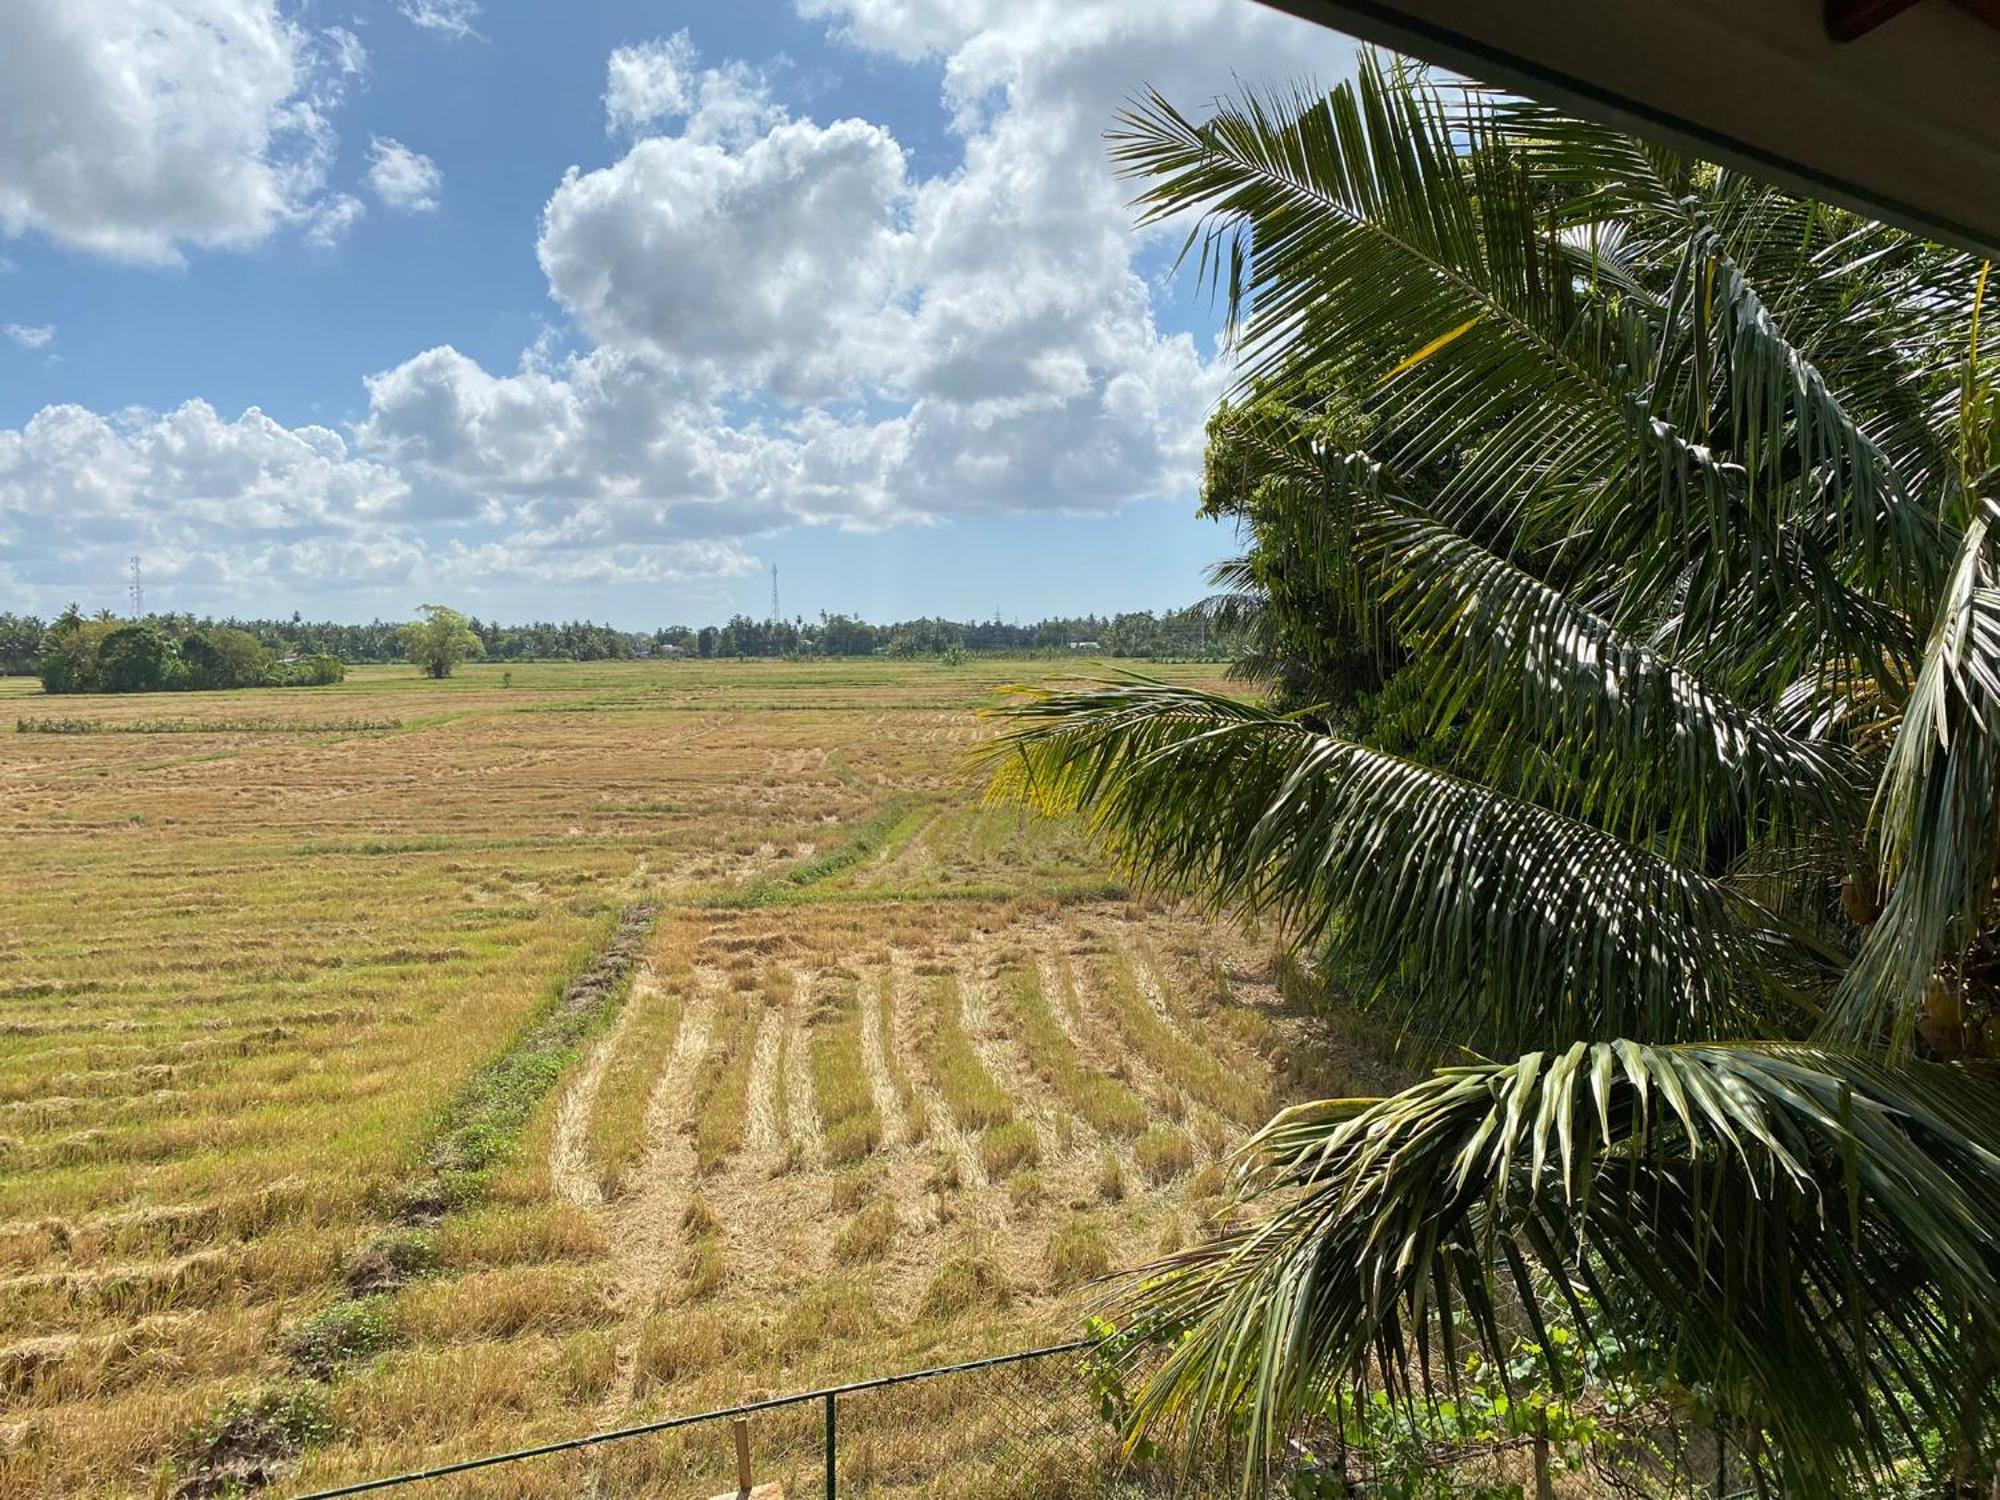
(596, 973, 718, 1419)
(744, 1004, 788, 1159)
(549, 965, 654, 1207)
(855, 967, 906, 1146)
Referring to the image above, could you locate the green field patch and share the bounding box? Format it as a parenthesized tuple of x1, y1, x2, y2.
(808, 975, 882, 1164)
(1000, 967, 1149, 1137)
(917, 975, 1012, 1131)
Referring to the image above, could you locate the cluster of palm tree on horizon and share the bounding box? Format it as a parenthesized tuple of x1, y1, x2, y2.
(988, 53, 2000, 1495)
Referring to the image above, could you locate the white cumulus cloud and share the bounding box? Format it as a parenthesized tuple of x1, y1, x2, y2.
(304, 194, 367, 250)
(539, 115, 914, 401)
(0, 0, 362, 264)
(0, 400, 415, 606)
(340, 3, 1355, 570)
(5, 323, 53, 350)
(605, 33, 699, 135)
(368, 138, 444, 213)
(0, 0, 1356, 611)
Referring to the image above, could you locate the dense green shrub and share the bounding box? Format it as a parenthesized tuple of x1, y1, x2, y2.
(37, 611, 344, 695)
(37, 614, 114, 693)
(181, 626, 272, 689)
(91, 624, 175, 692)
(268, 654, 346, 686)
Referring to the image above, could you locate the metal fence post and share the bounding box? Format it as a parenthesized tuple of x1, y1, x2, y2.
(824, 1391, 838, 1500)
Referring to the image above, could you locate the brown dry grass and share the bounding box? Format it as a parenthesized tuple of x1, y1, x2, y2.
(0, 657, 1357, 1498)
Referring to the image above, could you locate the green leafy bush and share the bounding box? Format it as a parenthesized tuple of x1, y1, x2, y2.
(285, 1295, 399, 1377)
(36, 608, 344, 695)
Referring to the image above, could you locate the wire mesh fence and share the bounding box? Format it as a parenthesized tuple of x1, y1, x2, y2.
(290, 1341, 1184, 1500)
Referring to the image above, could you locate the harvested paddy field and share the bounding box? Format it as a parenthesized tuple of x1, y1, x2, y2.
(0, 659, 1394, 1497)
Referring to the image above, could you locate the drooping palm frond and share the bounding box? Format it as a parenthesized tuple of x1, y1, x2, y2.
(1195, 556, 1264, 629)
(1111, 59, 1645, 539)
(1115, 48, 1973, 899)
(1671, 228, 1944, 608)
(1825, 270, 2000, 1052)
(1189, 559, 1282, 689)
(1221, 422, 1862, 849)
(1830, 513, 2000, 1049)
(983, 679, 1789, 1050)
(1378, 508, 1863, 849)
(1115, 59, 1957, 693)
(1489, 100, 1963, 514)
(1121, 1043, 2000, 1494)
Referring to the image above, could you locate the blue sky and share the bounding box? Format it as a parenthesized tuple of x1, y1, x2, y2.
(1, 0, 1357, 628)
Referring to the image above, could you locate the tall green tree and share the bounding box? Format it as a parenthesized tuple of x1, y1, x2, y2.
(92, 624, 176, 693)
(987, 56, 2000, 1493)
(0, 612, 45, 675)
(397, 604, 483, 679)
(180, 626, 272, 689)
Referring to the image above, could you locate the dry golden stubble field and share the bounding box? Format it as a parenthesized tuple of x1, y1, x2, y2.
(0, 658, 1397, 1498)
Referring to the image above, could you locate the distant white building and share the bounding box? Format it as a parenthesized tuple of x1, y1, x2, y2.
(1069, 640, 1101, 650)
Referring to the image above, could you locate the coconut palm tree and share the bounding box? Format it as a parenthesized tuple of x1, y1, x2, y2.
(986, 54, 2000, 1494)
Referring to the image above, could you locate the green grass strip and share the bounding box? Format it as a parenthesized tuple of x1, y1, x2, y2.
(810, 976, 882, 1164)
(919, 975, 1012, 1130)
(1001, 968, 1149, 1137)
(727, 796, 923, 906)
(415, 899, 660, 1206)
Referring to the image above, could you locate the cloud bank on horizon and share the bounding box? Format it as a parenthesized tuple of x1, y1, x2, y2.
(0, 0, 1357, 620)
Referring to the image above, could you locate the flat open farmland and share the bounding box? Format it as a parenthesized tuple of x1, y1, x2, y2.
(0, 660, 1392, 1497)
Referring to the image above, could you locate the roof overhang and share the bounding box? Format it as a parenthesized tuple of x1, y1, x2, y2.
(1259, 0, 2000, 259)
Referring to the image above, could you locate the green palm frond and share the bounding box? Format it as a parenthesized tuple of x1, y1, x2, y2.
(1828, 273, 2000, 1051)
(1113, 58, 1937, 689)
(1831, 514, 2000, 1049)
(1374, 500, 1860, 842)
(1110, 59, 1642, 536)
(983, 680, 1786, 1049)
(1683, 230, 1946, 605)
(1225, 422, 1862, 847)
(1192, 565, 1266, 639)
(1121, 1043, 2000, 1493)
(1478, 95, 1689, 225)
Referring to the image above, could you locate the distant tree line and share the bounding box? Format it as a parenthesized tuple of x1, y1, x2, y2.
(0, 603, 1232, 679)
(678, 607, 1227, 660)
